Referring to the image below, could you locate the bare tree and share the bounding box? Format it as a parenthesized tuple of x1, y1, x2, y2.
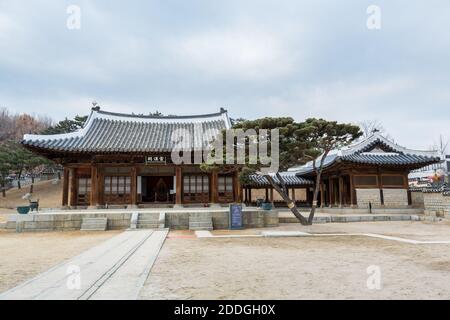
(358, 120, 385, 138)
(429, 135, 449, 155)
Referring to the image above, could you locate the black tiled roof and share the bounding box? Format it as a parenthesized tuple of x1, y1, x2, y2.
(22, 108, 231, 153)
(291, 133, 441, 176)
(340, 153, 438, 166)
(248, 173, 313, 187)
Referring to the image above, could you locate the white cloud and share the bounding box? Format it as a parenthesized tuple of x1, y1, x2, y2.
(171, 28, 297, 80)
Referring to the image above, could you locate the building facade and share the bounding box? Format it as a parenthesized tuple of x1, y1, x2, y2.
(22, 107, 241, 208)
(289, 133, 440, 208)
(22, 108, 441, 210)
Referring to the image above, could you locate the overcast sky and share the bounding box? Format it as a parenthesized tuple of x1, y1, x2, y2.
(1, 1, 449, 150)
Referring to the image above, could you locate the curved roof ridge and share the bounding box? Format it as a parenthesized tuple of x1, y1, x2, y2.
(96, 107, 229, 120)
(340, 132, 439, 157)
(23, 106, 231, 143)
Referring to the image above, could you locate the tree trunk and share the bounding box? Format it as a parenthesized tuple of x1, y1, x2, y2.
(307, 151, 329, 224)
(31, 175, 35, 184)
(17, 169, 22, 189)
(1, 181, 5, 197)
(265, 174, 310, 225)
(307, 171, 322, 224)
(30, 183, 34, 194)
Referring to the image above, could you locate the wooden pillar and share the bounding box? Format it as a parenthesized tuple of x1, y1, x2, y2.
(62, 167, 69, 207)
(328, 179, 333, 207)
(210, 170, 218, 204)
(175, 166, 182, 205)
(98, 169, 104, 205)
(131, 166, 137, 206)
(350, 173, 355, 207)
(269, 187, 274, 205)
(90, 165, 98, 207)
(338, 175, 344, 208)
(69, 168, 77, 207)
(249, 187, 252, 204)
(320, 183, 324, 208)
(265, 188, 269, 202)
(233, 171, 241, 203)
(305, 188, 312, 206)
(377, 169, 384, 206)
(291, 188, 296, 202)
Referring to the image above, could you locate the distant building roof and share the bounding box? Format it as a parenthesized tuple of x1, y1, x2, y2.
(22, 107, 231, 154)
(289, 132, 441, 176)
(247, 172, 314, 187)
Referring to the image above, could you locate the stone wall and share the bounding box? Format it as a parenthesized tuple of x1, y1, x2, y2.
(356, 189, 381, 208)
(382, 189, 408, 208)
(6, 210, 278, 232)
(166, 210, 278, 230)
(422, 192, 450, 218)
(250, 188, 307, 202)
(410, 190, 424, 208)
(6, 212, 131, 232)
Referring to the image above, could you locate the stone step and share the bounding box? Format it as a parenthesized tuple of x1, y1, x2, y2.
(138, 214, 161, 219)
(138, 218, 160, 223)
(137, 224, 160, 229)
(189, 225, 213, 231)
(190, 217, 214, 221)
(189, 221, 213, 227)
(81, 217, 107, 231)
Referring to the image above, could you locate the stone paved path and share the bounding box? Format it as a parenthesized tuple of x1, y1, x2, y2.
(0, 229, 168, 300)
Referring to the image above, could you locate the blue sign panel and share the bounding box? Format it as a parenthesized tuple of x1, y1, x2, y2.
(229, 204, 243, 230)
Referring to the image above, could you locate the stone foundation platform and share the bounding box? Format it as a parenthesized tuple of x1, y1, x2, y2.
(3, 208, 278, 232)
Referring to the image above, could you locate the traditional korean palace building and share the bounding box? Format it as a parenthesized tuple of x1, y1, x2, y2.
(286, 133, 440, 208)
(22, 107, 240, 208)
(22, 107, 440, 209)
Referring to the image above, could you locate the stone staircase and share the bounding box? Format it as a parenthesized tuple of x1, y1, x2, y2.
(81, 217, 108, 231)
(132, 212, 165, 229)
(189, 213, 213, 231)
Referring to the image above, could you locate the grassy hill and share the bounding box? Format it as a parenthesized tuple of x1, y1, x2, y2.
(0, 179, 63, 210)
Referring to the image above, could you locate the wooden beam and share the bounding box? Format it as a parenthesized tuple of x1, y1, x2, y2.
(349, 173, 355, 207)
(69, 168, 77, 207)
(210, 170, 218, 203)
(130, 166, 137, 206)
(339, 175, 344, 208)
(98, 169, 104, 205)
(90, 165, 98, 207)
(328, 179, 333, 207)
(62, 167, 69, 207)
(234, 171, 242, 203)
(377, 168, 384, 206)
(320, 183, 324, 208)
(175, 167, 182, 205)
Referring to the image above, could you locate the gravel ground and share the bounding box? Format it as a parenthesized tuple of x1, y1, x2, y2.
(141, 221, 450, 300)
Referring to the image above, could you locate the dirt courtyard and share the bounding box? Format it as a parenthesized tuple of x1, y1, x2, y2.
(141, 221, 450, 300)
(1, 221, 450, 299)
(0, 230, 120, 293)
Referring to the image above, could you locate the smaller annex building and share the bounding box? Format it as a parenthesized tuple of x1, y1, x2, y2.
(287, 132, 440, 209)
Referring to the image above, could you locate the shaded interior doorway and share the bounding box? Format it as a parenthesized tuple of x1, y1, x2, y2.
(141, 176, 174, 203)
